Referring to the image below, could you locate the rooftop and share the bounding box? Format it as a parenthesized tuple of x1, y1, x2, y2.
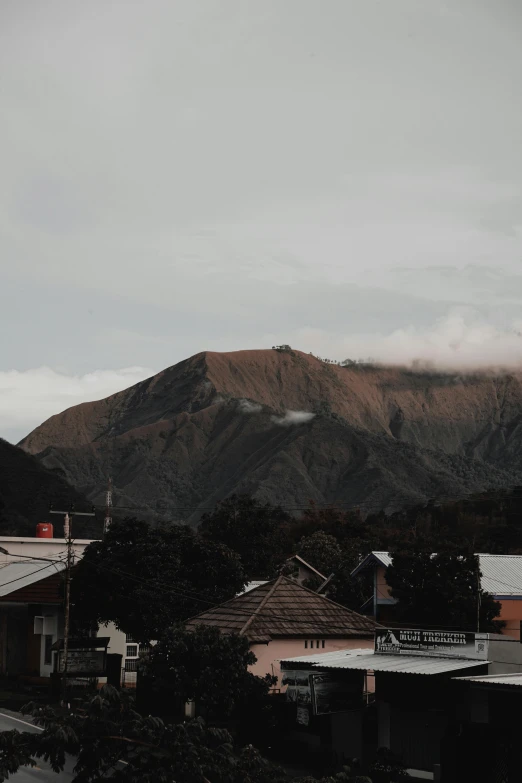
(186, 575, 378, 643)
(352, 551, 522, 597)
(281, 648, 489, 676)
(455, 672, 522, 687)
(0, 560, 66, 597)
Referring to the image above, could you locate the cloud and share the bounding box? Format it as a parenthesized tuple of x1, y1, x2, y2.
(271, 410, 316, 427)
(288, 310, 522, 370)
(0, 366, 153, 444)
(238, 399, 263, 414)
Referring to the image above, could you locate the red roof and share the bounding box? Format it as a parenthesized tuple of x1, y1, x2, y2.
(186, 575, 378, 643)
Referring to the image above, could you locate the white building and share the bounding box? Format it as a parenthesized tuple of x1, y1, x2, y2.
(0, 534, 130, 680)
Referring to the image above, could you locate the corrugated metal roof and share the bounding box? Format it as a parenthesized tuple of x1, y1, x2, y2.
(281, 648, 371, 665)
(478, 554, 522, 596)
(0, 560, 66, 597)
(455, 673, 522, 686)
(372, 551, 392, 567)
(353, 551, 522, 597)
(281, 648, 488, 675)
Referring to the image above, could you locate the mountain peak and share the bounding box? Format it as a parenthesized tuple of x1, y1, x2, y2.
(18, 348, 522, 523)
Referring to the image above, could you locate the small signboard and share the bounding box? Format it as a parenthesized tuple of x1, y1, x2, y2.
(281, 670, 313, 707)
(57, 649, 106, 676)
(283, 669, 364, 716)
(310, 671, 364, 715)
(375, 628, 488, 660)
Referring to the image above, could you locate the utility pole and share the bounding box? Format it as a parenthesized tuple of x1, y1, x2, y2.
(104, 477, 113, 535)
(476, 564, 482, 633)
(49, 505, 96, 693)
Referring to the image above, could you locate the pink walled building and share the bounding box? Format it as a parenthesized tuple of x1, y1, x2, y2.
(186, 575, 379, 688)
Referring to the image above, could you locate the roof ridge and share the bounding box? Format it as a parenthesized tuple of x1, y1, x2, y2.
(275, 575, 379, 628)
(240, 575, 283, 636)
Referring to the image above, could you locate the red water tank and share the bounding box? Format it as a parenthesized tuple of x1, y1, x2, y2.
(36, 523, 53, 538)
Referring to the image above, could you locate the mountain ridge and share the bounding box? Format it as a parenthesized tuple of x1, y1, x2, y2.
(18, 349, 522, 523)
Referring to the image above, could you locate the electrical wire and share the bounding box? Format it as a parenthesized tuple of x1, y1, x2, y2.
(2, 543, 522, 638)
(0, 560, 65, 590)
(79, 558, 522, 639)
(86, 485, 522, 515)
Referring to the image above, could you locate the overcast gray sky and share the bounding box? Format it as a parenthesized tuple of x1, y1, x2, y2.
(1, 0, 522, 442)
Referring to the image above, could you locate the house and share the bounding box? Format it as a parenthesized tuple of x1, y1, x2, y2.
(0, 533, 128, 680)
(0, 558, 66, 678)
(185, 575, 378, 686)
(281, 626, 522, 779)
(352, 551, 522, 638)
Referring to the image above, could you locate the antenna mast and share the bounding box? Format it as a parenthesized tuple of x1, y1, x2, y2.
(104, 477, 113, 534)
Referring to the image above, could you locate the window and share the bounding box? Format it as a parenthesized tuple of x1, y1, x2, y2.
(44, 635, 53, 666)
(322, 640, 325, 649)
(304, 640, 308, 649)
(126, 645, 138, 657)
(139, 644, 150, 653)
(125, 633, 135, 643)
(125, 659, 139, 672)
(316, 640, 320, 648)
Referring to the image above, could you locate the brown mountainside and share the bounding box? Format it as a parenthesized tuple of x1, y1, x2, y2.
(19, 349, 522, 523)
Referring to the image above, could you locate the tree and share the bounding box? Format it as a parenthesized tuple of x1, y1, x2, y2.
(0, 687, 381, 783)
(0, 686, 285, 783)
(70, 519, 246, 641)
(295, 532, 372, 611)
(141, 625, 275, 720)
(200, 496, 292, 579)
(386, 540, 503, 632)
(297, 531, 343, 580)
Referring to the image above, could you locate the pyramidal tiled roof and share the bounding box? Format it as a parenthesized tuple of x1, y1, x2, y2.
(186, 575, 379, 643)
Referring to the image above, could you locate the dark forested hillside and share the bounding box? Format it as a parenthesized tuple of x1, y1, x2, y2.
(0, 438, 101, 537)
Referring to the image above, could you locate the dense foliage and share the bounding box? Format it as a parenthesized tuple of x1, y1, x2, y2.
(70, 519, 246, 641)
(142, 625, 275, 719)
(294, 531, 370, 610)
(200, 495, 292, 579)
(0, 687, 404, 783)
(386, 539, 502, 632)
(68, 489, 522, 641)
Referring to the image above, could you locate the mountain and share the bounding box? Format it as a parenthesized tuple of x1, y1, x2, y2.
(0, 438, 100, 537)
(19, 349, 522, 524)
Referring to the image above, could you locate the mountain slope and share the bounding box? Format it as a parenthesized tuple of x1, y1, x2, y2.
(0, 438, 100, 537)
(19, 349, 522, 522)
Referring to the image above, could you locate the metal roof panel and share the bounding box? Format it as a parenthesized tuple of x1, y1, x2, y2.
(455, 673, 522, 686)
(353, 551, 522, 596)
(282, 649, 488, 675)
(0, 560, 66, 597)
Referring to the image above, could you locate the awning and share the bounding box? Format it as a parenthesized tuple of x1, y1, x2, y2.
(281, 649, 489, 675)
(455, 673, 522, 687)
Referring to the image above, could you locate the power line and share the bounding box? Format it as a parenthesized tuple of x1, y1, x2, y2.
(89, 487, 522, 515)
(0, 560, 65, 590)
(0, 553, 518, 640)
(78, 559, 522, 639)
